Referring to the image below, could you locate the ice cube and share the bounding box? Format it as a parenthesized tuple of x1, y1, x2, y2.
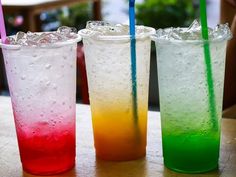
(86, 21, 111, 30)
(5, 26, 78, 46)
(36, 33, 52, 44)
(155, 20, 232, 41)
(57, 26, 78, 39)
(16, 31, 26, 41)
(57, 26, 77, 35)
(187, 19, 201, 32)
(17, 39, 28, 46)
(211, 23, 231, 40)
(6, 36, 16, 45)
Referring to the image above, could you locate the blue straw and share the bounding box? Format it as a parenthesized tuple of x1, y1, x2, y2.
(129, 0, 138, 124)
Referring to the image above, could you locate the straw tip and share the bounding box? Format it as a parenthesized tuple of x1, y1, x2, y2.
(129, 0, 135, 7)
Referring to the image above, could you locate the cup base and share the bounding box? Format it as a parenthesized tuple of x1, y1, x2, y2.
(164, 160, 218, 174)
(96, 151, 146, 161)
(22, 161, 75, 176)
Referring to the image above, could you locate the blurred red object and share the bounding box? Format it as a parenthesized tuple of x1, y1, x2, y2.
(7, 15, 23, 27)
(77, 45, 89, 104)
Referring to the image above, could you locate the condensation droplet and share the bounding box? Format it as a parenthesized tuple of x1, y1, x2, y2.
(45, 64, 52, 69)
(53, 84, 57, 90)
(46, 81, 51, 86)
(63, 130, 69, 135)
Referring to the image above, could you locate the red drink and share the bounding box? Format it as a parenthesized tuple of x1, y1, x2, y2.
(14, 111, 75, 175)
(1, 29, 80, 175)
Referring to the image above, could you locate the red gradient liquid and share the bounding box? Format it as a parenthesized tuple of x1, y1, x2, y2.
(14, 114, 75, 175)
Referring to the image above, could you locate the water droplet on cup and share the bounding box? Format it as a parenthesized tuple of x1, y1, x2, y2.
(53, 84, 57, 90)
(45, 64, 52, 69)
(46, 81, 51, 86)
(21, 75, 26, 80)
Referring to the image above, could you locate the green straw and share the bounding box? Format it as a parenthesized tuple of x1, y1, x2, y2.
(200, 0, 218, 129)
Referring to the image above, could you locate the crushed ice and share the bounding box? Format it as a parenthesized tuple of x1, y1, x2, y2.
(6, 26, 78, 46)
(155, 20, 232, 41)
(81, 21, 151, 37)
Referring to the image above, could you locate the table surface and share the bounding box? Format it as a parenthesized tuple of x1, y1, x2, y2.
(2, 0, 80, 6)
(0, 96, 236, 177)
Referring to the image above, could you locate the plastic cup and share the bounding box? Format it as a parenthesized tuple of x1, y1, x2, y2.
(153, 27, 231, 173)
(79, 24, 155, 161)
(1, 34, 80, 175)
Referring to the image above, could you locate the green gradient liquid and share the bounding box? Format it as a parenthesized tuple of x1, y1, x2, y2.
(155, 39, 227, 173)
(161, 115, 220, 173)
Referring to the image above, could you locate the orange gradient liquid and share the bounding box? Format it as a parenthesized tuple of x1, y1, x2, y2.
(91, 104, 147, 161)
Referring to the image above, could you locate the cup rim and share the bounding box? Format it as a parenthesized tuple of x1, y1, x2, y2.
(78, 26, 156, 41)
(0, 33, 81, 50)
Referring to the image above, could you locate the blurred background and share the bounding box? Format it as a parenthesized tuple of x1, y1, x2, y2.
(0, 0, 220, 110)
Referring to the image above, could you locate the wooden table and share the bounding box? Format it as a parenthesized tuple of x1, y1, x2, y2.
(2, 0, 102, 32)
(0, 96, 236, 177)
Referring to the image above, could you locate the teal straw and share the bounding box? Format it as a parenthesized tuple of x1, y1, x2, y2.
(200, 0, 218, 129)
(129, 0, 138, 124)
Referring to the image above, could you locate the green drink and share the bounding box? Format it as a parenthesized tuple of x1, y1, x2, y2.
(153, 20, 232, 173)
(162, 114, 220, 173)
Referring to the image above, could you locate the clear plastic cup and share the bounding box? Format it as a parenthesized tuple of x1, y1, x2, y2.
(79, 23, 155, 161)
(152, 24, 232, 173)
(1, 34, 81, 175)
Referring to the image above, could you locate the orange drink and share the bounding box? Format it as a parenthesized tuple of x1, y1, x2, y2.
(91, 102, 148, 160)
(79, 21, 155, 161)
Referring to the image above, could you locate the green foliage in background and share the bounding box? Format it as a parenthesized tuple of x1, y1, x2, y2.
(58, 4, 92, 30)
(136, 0, 198, 29)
